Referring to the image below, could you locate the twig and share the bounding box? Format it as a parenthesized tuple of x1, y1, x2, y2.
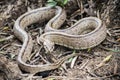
(0, 43, 11, 51)
(42, 76, 82, 80)
(70, 56, 78, 68)
(114, 62, 118, 74)
(0, 35, 14, 42)
(100, 45, 120, 53)
(0, 32, 7, 35)
(79, 60, 89, 69)
(94, 54, 112, 70)
(88, 74, 116, 80)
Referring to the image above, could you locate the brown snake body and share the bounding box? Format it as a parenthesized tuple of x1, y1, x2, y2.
(13, 6, 107, 73)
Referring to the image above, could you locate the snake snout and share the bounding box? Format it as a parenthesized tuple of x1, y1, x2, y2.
(43, 39, 54, 52)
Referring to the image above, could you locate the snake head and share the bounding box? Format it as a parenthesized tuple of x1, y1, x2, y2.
(43, 39, 54, 52)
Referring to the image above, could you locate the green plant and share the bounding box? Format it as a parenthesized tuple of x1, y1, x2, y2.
(47, 0, 68, 7)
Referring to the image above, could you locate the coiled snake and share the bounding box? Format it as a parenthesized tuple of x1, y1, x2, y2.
(13, 6, 107, 73)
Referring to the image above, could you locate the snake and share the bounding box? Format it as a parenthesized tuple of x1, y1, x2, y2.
(13, 6, 107, 74)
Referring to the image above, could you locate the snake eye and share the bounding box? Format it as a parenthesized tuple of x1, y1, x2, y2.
(44, 45, 49, 53)
(50, 45, 54, 52)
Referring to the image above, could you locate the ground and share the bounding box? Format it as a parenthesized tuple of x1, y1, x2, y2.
(0, 0, 120, 80)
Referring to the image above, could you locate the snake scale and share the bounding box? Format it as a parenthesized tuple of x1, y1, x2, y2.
(13, 6, 107, 73)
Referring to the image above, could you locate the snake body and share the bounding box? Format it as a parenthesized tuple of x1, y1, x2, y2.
(13, 6, 106, 73)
